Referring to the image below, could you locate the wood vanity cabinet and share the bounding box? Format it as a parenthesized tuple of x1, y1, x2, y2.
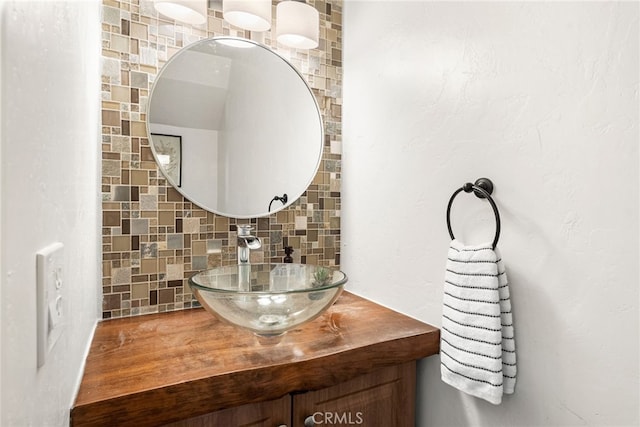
(71, 292, 439, 427)
(164, 395, 291, 427)
(168, 362, 415, 427)
(291, 361, 415, 427)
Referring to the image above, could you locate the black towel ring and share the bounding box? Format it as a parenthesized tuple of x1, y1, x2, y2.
(446, 178, 501, 249)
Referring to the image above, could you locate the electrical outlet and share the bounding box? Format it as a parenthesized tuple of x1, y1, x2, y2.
(36, 242, 65, 368)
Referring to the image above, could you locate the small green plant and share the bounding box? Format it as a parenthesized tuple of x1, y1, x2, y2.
(313, 267, 331, 287)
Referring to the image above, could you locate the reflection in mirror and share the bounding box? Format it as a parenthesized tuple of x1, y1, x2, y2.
(147, 36, 323, 218)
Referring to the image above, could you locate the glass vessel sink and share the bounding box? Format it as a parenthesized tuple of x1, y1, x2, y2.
(189, 264, 348, 337)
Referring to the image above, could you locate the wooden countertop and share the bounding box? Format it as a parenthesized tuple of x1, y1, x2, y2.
(71, 291, 440, 426)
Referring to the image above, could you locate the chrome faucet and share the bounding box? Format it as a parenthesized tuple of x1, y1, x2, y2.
(237, 225, 261, 265)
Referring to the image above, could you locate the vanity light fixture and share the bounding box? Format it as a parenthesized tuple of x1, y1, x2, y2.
(152, 0, 208, 25)
(221, 0, 319, 50)
(276, 0, 319, 49)
(222, 0, 272, 32)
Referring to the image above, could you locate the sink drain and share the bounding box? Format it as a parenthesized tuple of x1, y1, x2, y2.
(258, 314, 285, 325)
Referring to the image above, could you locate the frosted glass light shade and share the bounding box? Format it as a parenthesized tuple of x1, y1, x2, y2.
(223, 0, 272, 32)
(153, 0, 207, 25)
(276, 1, 319, 49)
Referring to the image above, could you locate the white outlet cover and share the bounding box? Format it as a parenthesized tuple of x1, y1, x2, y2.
(36, 242, 65, 368)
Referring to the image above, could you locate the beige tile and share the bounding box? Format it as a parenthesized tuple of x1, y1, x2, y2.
(131, 121, 147, 137)
(159, 288, 174, 304)
(131, 170, 148, 185)
(130, 22, 148, 40)
(111, 34, 129, 52)
(207, 240, 222, 254)
(158, 211, 174, 226)
(192, 241, 206, 255)
(102, 101, 120, 110)
(112, 136, 131, 153)
(139, 64, 156, 74)
(111, 85, 130, 102)
(102, 110, 120, 126)
(330, 217, 340, 229)
(103, 211, 120, 227)
(140, 194, 157, 211)
(132, 283, 148, 299)
(141, 259, 157, 274)
(207, 252, 222, 268)
(295, 216, 308, 230)
(214, 216, 229, 232)
(183, 218, 200, 234)
(130, 38, 139, 55)
(166, 264, 184, 280)
(102, 160, 120, 177)
(112, 236, 130, 251)
(111, 267, 131, 285)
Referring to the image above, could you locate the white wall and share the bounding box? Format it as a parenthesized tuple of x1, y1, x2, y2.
(342, 2, 639, 426)
(149, 123, 220, 209)
(0, 1, 101, 425)
(0, 1, 3, 420)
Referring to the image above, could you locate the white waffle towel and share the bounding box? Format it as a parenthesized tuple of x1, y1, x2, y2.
(440, 239, 517, 404)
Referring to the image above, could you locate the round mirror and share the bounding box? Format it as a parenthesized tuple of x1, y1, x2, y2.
(147, 37, 323, 218)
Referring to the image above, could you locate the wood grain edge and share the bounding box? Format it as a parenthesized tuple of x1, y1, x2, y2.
(71, 328, 439, 427)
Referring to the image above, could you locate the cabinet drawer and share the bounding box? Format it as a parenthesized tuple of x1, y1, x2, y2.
(164, 395, 291, 427)
(292, 362, 416, 427)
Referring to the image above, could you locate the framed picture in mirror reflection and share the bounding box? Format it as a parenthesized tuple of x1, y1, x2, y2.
(151, 133, 182, 187)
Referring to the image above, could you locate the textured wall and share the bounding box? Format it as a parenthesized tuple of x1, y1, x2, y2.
(343, 2, 638, 426)
(101, 0, 342, 318)
(0, 1, 101, 425)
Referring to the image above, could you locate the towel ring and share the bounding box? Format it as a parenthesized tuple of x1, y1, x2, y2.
(446, 178, 501, 249)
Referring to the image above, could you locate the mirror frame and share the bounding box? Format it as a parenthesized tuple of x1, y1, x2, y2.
(146, 36, 324, 219)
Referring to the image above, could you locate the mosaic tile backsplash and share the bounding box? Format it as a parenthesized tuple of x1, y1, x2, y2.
(101, 0, 342, 319)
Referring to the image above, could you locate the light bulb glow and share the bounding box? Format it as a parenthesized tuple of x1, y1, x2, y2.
(153, 0, 207, 25)
(276, 1, 319, 49)
(223, 0, 272, 32)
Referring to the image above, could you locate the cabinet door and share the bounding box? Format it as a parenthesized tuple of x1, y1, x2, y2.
(164, 395, 291, 427)
(292, 362, 416, 427)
